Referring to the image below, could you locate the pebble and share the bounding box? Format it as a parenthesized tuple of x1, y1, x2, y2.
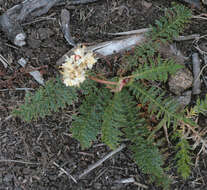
(168, 68, 193, 95)
(14, 187, 22, 190)
(3, 174, 13, 183)
(38, 28, 54, 40)
(94, 182, 102, 189)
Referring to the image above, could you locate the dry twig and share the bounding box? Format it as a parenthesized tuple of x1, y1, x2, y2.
(114, 177, 135, 184)
(0, 159, 40, 165)
(192, 53, 201, 95)
(53, 162, 77, 183)
(78, 144, 126, 179)
(0, 54, 9, 68)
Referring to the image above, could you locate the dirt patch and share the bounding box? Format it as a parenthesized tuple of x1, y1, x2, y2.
(0, 0, 207, 189)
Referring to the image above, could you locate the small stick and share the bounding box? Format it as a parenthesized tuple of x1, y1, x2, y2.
(78, 144, 126, 179)
(53, 162, 77, 183)
(192, 15, 207, 20)
(105, 28, 151, 36)
(68, 0, 100, 5)
(104, 28, 199, 42)
(0, 88, 34, 92)
(192, 53, 201, 95)
(202, 55, 207, 87)
(0, 54, 8, 68)
(134, 181, 148, 189)
(114, 177, 135, 184)
(22, 13, 56, 26)
(0, 159, 40, 165)
(174, 34, 200, 41)
(163, 123, 171, 146)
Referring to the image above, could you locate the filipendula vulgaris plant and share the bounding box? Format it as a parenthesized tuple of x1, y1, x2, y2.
(13, 4, 207, 189)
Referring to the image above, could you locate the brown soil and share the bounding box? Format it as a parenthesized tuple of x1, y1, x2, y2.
(0, 0, 207, 189)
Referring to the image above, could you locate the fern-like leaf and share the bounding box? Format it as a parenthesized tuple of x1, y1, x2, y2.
(150, 4, 192, 42)
(193, 94, 207, 115)
(174, 132, 192, 179)
(71, 84, 112, 149)
(129, 83, 182, 127)
(12, 77, 78, 121)
(101, 90, 129, 149)
(123, 107, 170, 188)
(132, 56, 183, 82)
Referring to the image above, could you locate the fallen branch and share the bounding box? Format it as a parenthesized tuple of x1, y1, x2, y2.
(0, 0, 100, 46)
(57, 28, 197, 66)
(57, 33, 146, 66)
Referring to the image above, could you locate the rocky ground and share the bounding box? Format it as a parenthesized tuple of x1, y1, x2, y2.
(0, 0, 207, 189)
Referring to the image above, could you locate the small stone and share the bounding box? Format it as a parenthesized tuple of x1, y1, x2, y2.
(168, 68, 193, 95)
(94, 183, 102, 189)
(38, 28, 54, 40)
(142, 0, 152, 9)
(14, 187, 22, 190)
(3, 174, 13, 183)
(176, 90, 192, 109)
(22, 168, 31, 175)
(28, 39, 41, 49)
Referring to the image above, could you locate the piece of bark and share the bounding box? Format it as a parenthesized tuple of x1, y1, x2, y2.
(192, 53, 201, 95)
(60, 9, 76, 46)
(56, 33, 146, 66)
(56, 31, 189, 67)
(17, 58, 45, 85)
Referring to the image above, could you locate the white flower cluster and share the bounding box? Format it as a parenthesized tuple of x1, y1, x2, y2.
(59, 46, 97, 86)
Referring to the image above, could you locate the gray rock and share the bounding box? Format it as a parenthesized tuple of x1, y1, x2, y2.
(168, 68, 193, 95)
